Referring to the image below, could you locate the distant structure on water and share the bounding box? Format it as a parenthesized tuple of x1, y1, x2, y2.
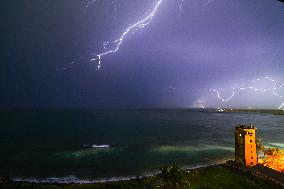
(235, 125, 258, 167)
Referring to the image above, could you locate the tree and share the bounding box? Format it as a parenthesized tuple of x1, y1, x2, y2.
(256, 138, 265, 152)
(157, 164, 190, 189)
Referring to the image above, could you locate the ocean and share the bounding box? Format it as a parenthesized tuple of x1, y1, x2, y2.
(0, 109, 283, 183)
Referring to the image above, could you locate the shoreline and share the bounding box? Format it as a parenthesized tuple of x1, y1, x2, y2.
(2, 161, 284, 189)
(11, 162, 224, 185)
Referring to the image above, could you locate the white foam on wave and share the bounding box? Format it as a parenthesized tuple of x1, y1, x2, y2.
(82, 144, 110, 148)
(268, 143, 284, 148)
(155, 144, 234, 153)
(12, 162, 227, 185)
(54, 145, 112, 160)
(92, 144, 110, 148)
(13, 175, 138, 184)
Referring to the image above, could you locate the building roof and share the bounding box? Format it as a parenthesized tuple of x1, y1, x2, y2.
(236, 124, 256, 129)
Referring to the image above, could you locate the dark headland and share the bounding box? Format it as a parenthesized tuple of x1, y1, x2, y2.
(196, 108, 284, 114)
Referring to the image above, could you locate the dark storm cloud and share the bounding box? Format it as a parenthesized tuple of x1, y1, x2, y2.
(1, 0, 283, 108)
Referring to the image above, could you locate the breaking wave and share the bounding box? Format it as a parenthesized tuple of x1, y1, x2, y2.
(268, 143, 284, 149)
(12, 162, 225, 184)
(154, 145, 234, 153)
(13, 175, 137, 184)
(82, 144, 110, 148)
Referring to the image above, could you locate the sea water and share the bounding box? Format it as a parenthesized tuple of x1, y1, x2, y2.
(0, 109, 283, 182)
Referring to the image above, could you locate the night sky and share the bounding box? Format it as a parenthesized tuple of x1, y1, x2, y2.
(1, 0, 284, 108)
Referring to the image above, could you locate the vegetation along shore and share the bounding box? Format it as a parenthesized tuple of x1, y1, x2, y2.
(1, 161, 283, 189)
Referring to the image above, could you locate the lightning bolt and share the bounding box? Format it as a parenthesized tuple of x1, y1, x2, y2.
(83, 0, 98, 8)
(56, 61, 76, 72)
(211, 77, 284, 110)
(56, 0, 216, 72)
(89, 0, 164, 70)
(179, 0, 184, 14)
(279, 103, 284, 110)
(211, 87, 235, 102)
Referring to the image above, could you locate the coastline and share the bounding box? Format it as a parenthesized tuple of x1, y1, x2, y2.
(11, 162, 222, 184)
(2, 161, 283, 189)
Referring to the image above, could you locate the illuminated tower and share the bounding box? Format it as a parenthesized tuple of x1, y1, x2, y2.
(235, 125, 258, 167)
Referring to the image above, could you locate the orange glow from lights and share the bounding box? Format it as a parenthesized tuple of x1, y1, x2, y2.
(260, 148, 284, 172)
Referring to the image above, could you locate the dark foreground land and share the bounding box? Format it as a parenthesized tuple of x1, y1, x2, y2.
(1, 162, 283, 189)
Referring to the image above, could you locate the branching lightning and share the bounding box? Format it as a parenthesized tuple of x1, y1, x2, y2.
(279, 103, 284, 110)
(89, 0, 164, 70)
(56, 61, 76, 72)
(179, 0, 184, 14)
(56, 0, 217, 72)
(211, 77, 284, 110)
(83, 0, 98, 8)
(211, 87, 235, 102)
